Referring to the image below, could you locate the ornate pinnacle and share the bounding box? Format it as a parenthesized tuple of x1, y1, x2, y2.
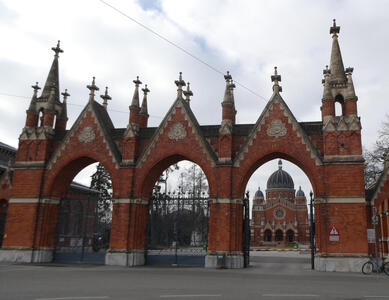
(183, 82, 193, 103)
(229, 79, 236, 90)
(224, 71, 232, 82)
(175, 72, 186, 98)
(31, 82, 41, 97)
(330, 19, 340, 37)
(61, 89, 70, 101)
(142, 84, 150, 95)
(271, 66, 282, 92)
(345, 67, 354, 75)
(323, 65, 331, 75)
(87, 77, 99, 102)
(100, 87, 112, 109)
(51, 40, 64, 57)
(133, 76, 142, 87)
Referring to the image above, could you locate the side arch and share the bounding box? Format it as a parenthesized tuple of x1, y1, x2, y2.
(234, 150, 323, 199)
(135, 151, 217, 199)
(44, 149, 119, 198)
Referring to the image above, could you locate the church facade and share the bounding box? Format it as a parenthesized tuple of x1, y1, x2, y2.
(251, 160, 309, 246)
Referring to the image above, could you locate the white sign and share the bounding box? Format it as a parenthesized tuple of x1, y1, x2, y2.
(329, 225, 340, 242)
(367, 229, 376, 243)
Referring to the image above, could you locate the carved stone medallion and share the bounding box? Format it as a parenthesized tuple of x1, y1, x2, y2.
(78, 126, 95, 143)
(267, 119, 287, 138)
(168, 122, 187, 141)
(274, 207, 285, 219)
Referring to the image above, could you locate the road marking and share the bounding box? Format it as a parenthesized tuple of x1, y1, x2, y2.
(36, 297, 109, 300)
(160, 295, 221, 298)
(262, 295, 319, 298)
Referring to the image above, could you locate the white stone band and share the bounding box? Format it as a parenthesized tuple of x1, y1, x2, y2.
(315, 197, 366, 204)
(112, 198, 149, 205)
(9, 198, 60, 204)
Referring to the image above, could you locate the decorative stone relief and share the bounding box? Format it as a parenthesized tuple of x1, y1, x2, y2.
(78, 126, 95, 143)
(219, 119, 233, 135)
(267, 119, 287, 138)
(168, 122, 187, 141)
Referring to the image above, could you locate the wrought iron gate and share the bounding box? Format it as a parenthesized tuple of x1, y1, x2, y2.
(146, 192, 209, 266)
(54, 196, 111, 263)
(243, 192, 250, 267)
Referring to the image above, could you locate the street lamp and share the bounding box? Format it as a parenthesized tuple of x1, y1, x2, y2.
(309, 190, 315, 270)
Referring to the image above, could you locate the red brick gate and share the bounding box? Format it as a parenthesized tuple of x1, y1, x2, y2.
(0, 21, 369, 271)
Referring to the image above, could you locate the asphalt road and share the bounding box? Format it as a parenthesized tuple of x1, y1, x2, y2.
(0, 253, 388, 300)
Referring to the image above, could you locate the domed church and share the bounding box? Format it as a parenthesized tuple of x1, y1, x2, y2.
(251, 160, 309, 245)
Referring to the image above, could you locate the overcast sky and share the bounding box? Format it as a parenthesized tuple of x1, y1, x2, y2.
(1, 0, 388, 200)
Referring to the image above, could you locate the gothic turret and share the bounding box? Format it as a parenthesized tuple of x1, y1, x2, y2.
(321, 19, 358, 122)
(56, 89, 70, 131)
(40, 40, 62, 102)
(25, 83, 40, 127)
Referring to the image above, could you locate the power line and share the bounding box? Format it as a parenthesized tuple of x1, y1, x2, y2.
(98, 0, 268, 103)
(0, 93, 163, 119)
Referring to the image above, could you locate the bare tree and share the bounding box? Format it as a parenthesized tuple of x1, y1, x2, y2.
(364, 114, 389, 188)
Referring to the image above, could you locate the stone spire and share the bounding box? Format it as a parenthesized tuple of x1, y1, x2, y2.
(47, 86, 56, 111)
(329, 19, 347, 84)
(222, 71, 235, 105)
(40, 40, 63, 102)
(59, 89, 70, 120)
(87, 77, 99, 102)
(175, 72, 186, 99)
(140, 84, 150, 116)
(28, 82, 40, 112)
(322, 65, 332, 100)
(100, 86, 112, 110)
(344, 67, 357, 100)
(271, 67, 282, 93)
(183, 82, 193, 104)
(131, 76, 142, 108)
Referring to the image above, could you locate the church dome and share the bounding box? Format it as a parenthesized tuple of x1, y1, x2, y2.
(254, 187, 264, 198)
(266, 160, 294, 189)
(296, 186, 305, 197)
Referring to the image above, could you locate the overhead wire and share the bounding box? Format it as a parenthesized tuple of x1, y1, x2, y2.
(97, 0, 269, 103)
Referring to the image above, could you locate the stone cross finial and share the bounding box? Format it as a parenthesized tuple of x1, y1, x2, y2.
(87, 77, 99, 102)
(175, 72, 186, 98)
(52, 40, 64, 57)
(61, 89, 70, 100)
(183, 82, 193, 103)
(271, 66, 282, 92)
(330, 19, 340, 37)
(100, 87, 112, 110)
(133, 76, 142, 87)
(31, 82, 41, 97)
(224, 71, 232, 82)
(142, 84, 150, 96)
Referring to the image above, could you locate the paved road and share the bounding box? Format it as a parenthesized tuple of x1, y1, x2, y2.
(0, 253, 388, 300)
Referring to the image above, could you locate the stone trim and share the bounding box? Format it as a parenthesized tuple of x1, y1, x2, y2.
(9, 197, 60, 204)
(314, 197, 366, 204)
(14, 161, 45, 168)
(136, 99, 217, 168)
(112, 198, 149, 205)
(323, 155, 364, 164)
(208, 198, 243, 204)
(47, 105, 120, 170)
(233, 95, 323, 167)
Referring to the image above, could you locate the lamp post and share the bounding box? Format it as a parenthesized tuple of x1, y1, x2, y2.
(309, 191, 315, 270)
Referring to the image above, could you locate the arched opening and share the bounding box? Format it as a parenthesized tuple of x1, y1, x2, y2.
(264, 229, 272, 242)
(0, 199, 8, 247)
(145, 160, 209, 266)
(38, 108, 44, 127)
(53, 161, 113, 263)
(335, 94, 344, 116)
(275, 229, 283, 242)
(286, 229, 295, 243)
(247, 158, 313, 249)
